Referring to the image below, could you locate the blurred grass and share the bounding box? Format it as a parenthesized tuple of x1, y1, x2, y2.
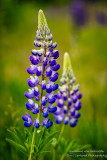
(0, 1, 107, 160)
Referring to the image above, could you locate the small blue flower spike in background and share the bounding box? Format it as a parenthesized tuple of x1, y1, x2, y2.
(22, 9, 60, 129)
(54, 52, 82, 127)
(69, 0, 87, 27)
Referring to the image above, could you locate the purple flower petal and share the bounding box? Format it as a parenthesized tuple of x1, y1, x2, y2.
(52, 64, 60, 71)
(24, 121, 32, 127)
(49, 59, 56, 66)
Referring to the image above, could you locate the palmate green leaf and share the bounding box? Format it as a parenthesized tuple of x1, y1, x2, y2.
(6, 138, 27, 155)
(7, 129, 23, 145)
(36, 126, 46, 147)
(59, 139, 77, 153)
(39, 139, 53, 152)
(24, 128, 31, 138)
(69, 139, 78, 150)
(60, 141, 74, 160)
(39, 131, 59, 152)
(59, 137, 68, 152)
(24, 128, 32, 144)
(14, 128, 25, 145)
(24, 142, 30, 151)
(69, 140, 91, 152)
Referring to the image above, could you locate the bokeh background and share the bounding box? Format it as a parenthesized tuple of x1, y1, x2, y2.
(0, 0, 107, 159)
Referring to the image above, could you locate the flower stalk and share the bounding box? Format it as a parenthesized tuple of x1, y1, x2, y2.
(28, 128, 37, 160)
(39, 47, 46, 110)
(21, 9, 60, 159)
(22, 9, 60, 129)
(57, 124, 65, 145)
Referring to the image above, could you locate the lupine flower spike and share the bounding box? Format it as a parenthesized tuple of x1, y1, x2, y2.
(22, 9, 60, 129)
(55, 52, 82, 127)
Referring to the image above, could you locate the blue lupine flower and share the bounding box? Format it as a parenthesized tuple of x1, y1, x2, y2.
(22, 113, 33, 127)
(46, 83, 52, 93)
(42, 118, 53, 128)
(48, 106, 57, 113)
(22, 10, 60, 128)
(43, 107, 49, 117)
(41, 80, 46, 90)
(25, 89, 34, 99)
(49, 58, 56, 66)
(33, 119, 40, 128)
(46, 67, 52, 77)
(52, 83, 59, 91)
(54, 52, 82, 127)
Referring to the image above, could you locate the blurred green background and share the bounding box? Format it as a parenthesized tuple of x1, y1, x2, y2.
(0, 0, 107, 159)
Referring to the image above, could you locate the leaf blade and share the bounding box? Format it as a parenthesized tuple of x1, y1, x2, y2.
(7, 129, 22, 145)
(60, 141, 74, 160)
(6, 138, 27, 155)
(39, 131, 58, 152)
(14, 128, 25, 144)
(36, 127, 46, 147)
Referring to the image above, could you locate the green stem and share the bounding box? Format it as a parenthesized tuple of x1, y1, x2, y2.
(52, 148, 55, 160)
(28, 128, 37, 160)
(28, 110, 40, 160)
(28, 47, 46, 160)
(57, 124, 65, 145)
(52, 125, 65, 160)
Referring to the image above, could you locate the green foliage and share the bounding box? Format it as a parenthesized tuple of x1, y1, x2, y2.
(14, 128, 25, 145)
(6, 127, 59, 159)
(7, 129, 24, 145)
(55, 137, 91, 160)
(6, 128, 28, 155)
(36, 126, 46, 147)
(6, 139, 27, 155)
(38, 130, 58, 152)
